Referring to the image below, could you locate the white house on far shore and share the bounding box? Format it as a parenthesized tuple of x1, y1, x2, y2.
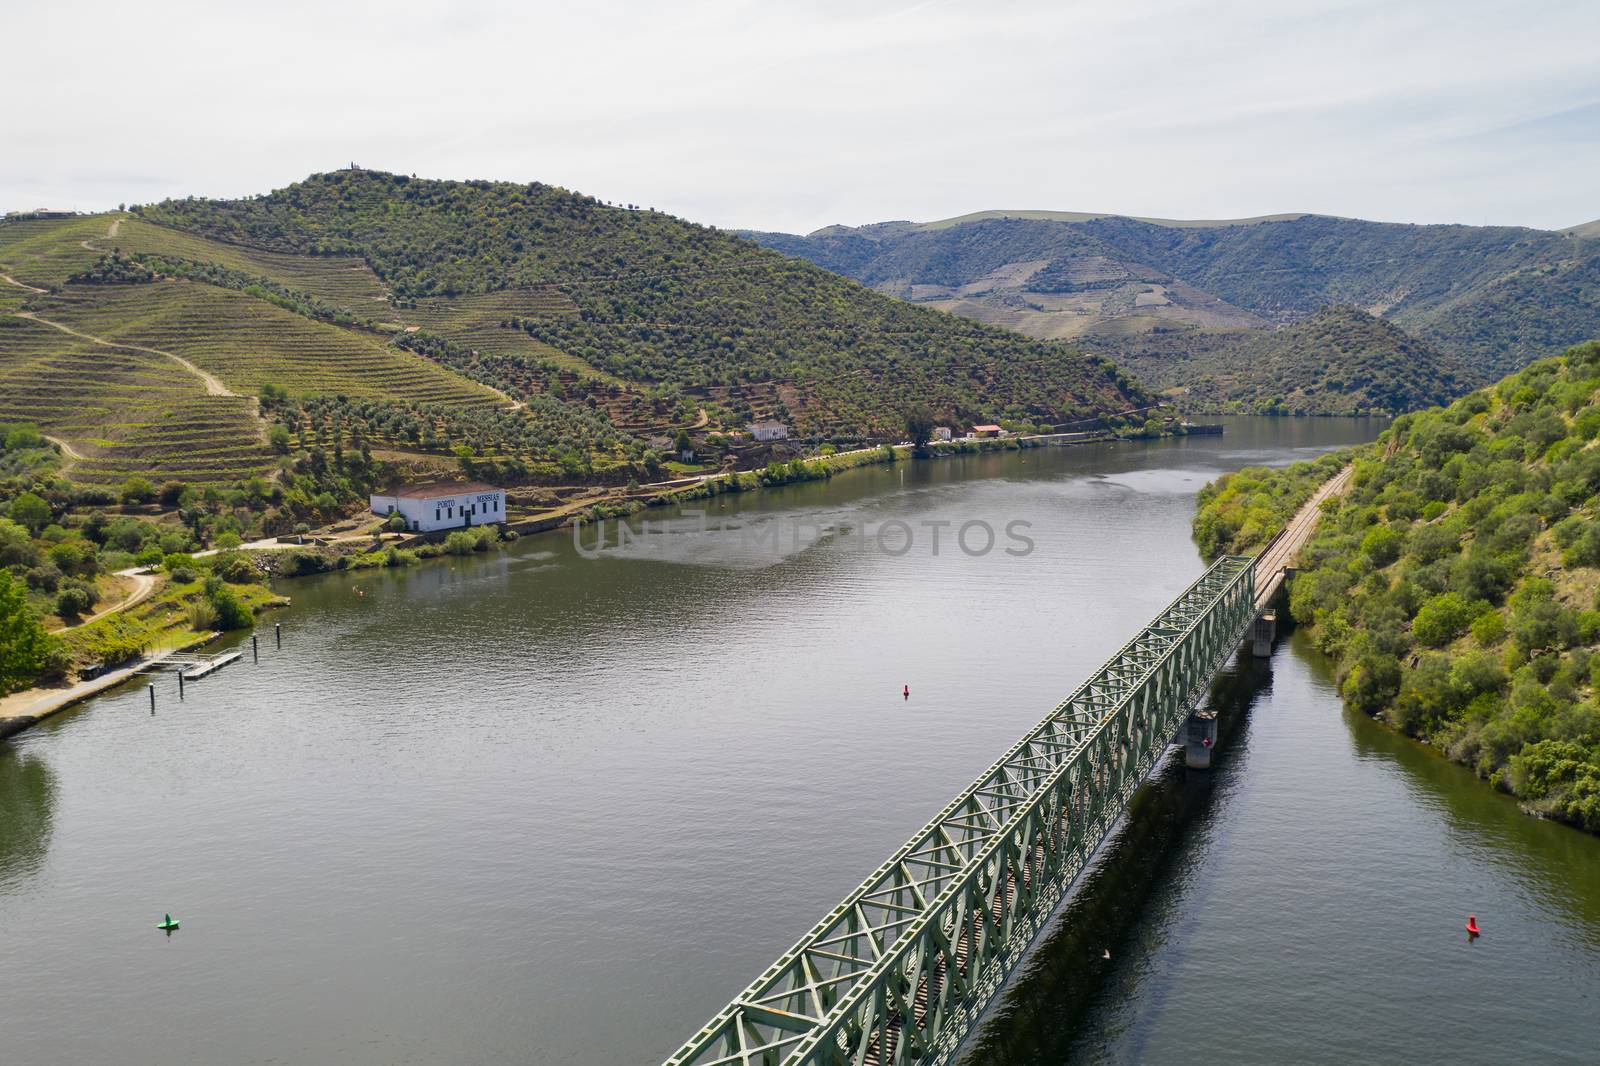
(748, 420, 789, 442)
(370, 481, 506, 533)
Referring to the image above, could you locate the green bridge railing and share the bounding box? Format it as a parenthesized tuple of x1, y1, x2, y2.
(661, 555, 1257, 1066)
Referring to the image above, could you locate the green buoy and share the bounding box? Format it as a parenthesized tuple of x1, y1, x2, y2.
(157, 913, 180, 931)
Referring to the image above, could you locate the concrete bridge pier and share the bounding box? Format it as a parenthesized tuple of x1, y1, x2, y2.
(1184, 710, 1218, 769)
(1251, 610, 1277, 658)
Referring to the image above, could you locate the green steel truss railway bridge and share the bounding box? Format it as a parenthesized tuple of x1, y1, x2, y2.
(662, 552, 1269, 1066)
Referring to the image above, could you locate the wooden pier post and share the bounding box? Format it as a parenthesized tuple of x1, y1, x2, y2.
(275, 622, 281, 649)
(178, 671, 184, 699)
(148, 683, 156, 714)
(252, 634, 259, 663)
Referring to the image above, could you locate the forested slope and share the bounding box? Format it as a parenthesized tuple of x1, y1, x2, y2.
(1194, 341, 1600, 832)
(1100, 306, 1468, 416)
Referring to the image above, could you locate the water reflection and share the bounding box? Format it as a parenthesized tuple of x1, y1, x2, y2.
(0, 745, 57, 891)
(959, 656, 1275, 1065)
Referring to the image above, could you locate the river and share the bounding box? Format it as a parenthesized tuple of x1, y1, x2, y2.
(2, 416, 1597, 1065)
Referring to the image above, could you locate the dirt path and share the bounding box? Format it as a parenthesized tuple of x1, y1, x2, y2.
(60, 569, 158, 631)
(80, 215, 122, 252)
(43, 433, 84, 477)
(0, 270, 48, 294)
(15, 310, 236, 397)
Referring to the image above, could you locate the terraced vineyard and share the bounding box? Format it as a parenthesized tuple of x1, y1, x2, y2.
(0, 315, 273, 487)
(0, 215, 106, 288)
(383, 288, 622, 381)
(34, 282, 502, 407)
(111, 218, 389, 307)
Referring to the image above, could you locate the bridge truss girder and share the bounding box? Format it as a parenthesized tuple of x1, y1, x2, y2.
(662, 556, 1256, 1066)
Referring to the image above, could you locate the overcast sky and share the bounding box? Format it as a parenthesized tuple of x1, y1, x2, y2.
(4, 0, 1597, 233)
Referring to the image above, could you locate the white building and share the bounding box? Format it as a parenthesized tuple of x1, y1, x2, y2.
(933, 426, 953, 441)
(748, 420, 789, 442)
(370, 481, 506, 533)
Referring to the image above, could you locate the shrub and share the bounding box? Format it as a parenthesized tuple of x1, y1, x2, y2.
(55, 586, 94, 618)
(204, 578, 251, 630)
(211, 552, 258, 583)
(386, 512, 407, 532)
(1412, 591, 1488, 647)
(1471, 611, 1506, 646)
(186, 597, 219, 630)
(1360, 525, 1403, 568)
(443, 530, 477, 556)
(168, 566, 197, 585)
(120, 476, 156, 504)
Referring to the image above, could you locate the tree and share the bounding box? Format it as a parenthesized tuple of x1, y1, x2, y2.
(269, 424, 292, 454)
(0, 569, 56, 693)
(9, 491, 50, 534)
(904, 405, 936, 452)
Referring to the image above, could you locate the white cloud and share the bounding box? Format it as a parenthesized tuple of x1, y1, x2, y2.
(2, 0, 1595, 230)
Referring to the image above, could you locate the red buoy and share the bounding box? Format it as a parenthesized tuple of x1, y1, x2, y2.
(1466, 915, 1481, 936)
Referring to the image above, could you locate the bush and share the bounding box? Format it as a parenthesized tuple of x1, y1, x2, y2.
(210, 552, 258, 583)
(120, 476, 156, 504)
(168, 566, 197, 584)
(1360, 525, 1403, 568)
(204, 578, 251, 630)
(1471, 611, 1506, 646)
(386, 512, 407, 532)
(443, 530, 477, 556)
(1412, 592, 1488, 647)
(186, 597, 219, 630)
(55, 586, 92, 618)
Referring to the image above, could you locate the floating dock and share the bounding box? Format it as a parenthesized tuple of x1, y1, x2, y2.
(149, 648, 244, 681)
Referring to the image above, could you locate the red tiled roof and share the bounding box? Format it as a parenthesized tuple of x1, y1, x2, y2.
(381, 480, 502, 499)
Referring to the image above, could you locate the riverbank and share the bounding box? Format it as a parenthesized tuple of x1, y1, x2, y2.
(1194, 351, 1600, 835)
(0, 628, 228, 738)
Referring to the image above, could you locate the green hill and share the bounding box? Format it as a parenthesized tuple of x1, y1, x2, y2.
(139, 170, 1152, 438)
(1194, 340, 1600, 833)
(750, 210, 1600, 397)
(1094, 306, 1469, 416)
(1, 171, 1156, 510)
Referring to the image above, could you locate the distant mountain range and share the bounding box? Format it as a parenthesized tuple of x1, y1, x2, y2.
(748, 210, 1600, 414)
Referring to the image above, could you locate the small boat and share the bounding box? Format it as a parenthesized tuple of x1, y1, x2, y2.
(1466, 915, 1481, 936)
(157, 913, 180, 931)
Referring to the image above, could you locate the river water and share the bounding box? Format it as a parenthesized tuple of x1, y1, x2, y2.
(3, 417, 1597, 1065)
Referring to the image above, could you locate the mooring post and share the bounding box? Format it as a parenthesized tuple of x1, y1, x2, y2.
(275, 622, 281, 649)
(252, 634, 259, 663)
(1252, 610, 1277, 658)
(1185, 710, 1217, 769)
(178, 671, 184, 699)
(148, 683, 156, 714)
